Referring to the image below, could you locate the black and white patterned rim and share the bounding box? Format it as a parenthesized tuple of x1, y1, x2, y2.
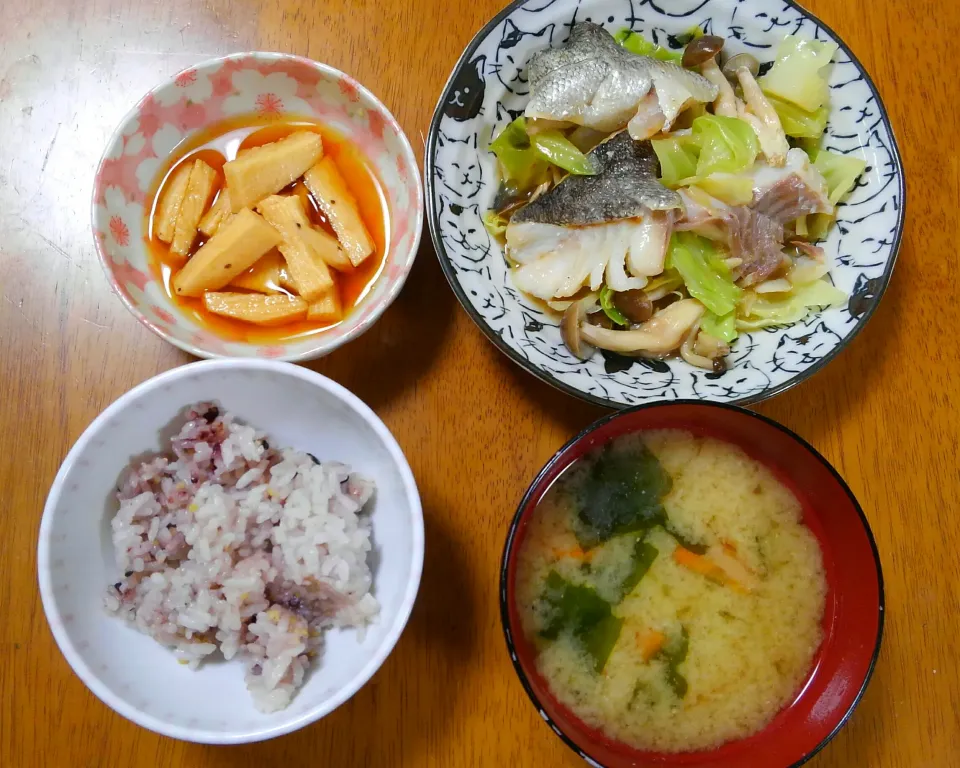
(497, 400, 885, 767)
(425, 0, 906, 410)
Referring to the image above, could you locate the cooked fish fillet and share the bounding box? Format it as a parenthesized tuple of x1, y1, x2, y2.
(507, 217, 669, 299)
(525, 23, 718, 132)
(511, 132, 681, 226)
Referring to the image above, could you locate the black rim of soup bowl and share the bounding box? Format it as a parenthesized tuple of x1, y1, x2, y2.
(498, 400, 885, 768)
(425, 0, 907, 410)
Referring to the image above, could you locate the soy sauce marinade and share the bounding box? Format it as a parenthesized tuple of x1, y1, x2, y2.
(515, 431, 827, 753)
(145, 116, 389, 342)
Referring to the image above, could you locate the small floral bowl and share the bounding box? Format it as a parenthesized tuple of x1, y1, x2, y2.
(92, 52, 423, 361)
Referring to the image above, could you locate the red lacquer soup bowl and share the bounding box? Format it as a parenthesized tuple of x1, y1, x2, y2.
(500, 401, 884, 768)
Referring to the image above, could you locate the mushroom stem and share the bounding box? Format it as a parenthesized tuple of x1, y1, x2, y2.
(700, 59, 739, 118)
(579, 299, 705, 355)
(736, 67, 789, 167)
(680, 321, 716, 370)
(561, 295, 599, 361)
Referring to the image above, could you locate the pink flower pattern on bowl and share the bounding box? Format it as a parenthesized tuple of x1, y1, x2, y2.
(92, 52, 423, 361)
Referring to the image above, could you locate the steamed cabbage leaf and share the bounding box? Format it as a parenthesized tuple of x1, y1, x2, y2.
(815, 150, 866, 204)
(666, 233, 741, 316)
(482, 210, 508, 238)
(768, 95, 830, 139)
(599, 284, 629, 326)
(655, 116, 759, 190)
(490, 118, 598, 189)
(531, 130, 599, 175)
(701, 310, 738, 342)
(759, 36, 837, 113)
(684, 173, 754, 206)
(692, 115, 760, 178)
(736, 279, 846, 330)
(807, 212, 835, 241)
(615, 29, 683, 64)
(652, 134, 700, 186)
(489, 117, 548, 189)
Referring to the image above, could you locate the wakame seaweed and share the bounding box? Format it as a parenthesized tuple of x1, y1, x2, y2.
(539, 571, 624, 672)
(567, 442, 672, 548)
(619, 539, 659, 599)
(657, 626, 690, 699)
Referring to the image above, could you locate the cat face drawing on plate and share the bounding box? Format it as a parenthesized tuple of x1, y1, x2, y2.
(491, 18, 556, 96)
(435, 130, 484, 200)
(437, 196, 493, 276)
(773, 322, 844, 374)
(443, 55, 486, 121)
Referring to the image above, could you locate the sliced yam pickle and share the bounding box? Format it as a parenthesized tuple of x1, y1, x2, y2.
(203, 292, 308, 325)
(278, 263, 297, 293)
(287, 182, 353, 270)
(224, 131, 323, 212)
(170, 159, 219, 260)
(173, 209, 282, 297)
(257, 195, 334, 301)
(300, 223, 353, 272)
(303, 157, 374, 266)
(154, 162, 193, 243)
(199, 189, 232, 237)
(146, 115, 387, 342)
(277, 242, 334, 301)
(306, 287, 343, 323)
(228, 249, 285, 293)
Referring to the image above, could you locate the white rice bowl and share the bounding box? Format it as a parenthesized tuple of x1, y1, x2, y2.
(38, 360, 423, 743)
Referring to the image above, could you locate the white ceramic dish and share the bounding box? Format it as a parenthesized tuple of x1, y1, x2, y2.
(37, 360, 424, 743)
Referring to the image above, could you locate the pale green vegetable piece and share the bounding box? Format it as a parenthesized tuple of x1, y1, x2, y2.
(666, 233, 741, 317)
(531, 131, 598, 175)
(758, 36, 838, 113)
(489, 117, 548, 189)
(651, 135, 699, 187)
(815, 150, 867, 204)
(767, 94, 830, 139)
(482, 210, 509, 238)
(682, 174, 754, 206)
(599, 285, 629, 326)
(692, 115, 760, 178)
(614, 29, 683, 64)
(701, 310, 738, 342)
(736, 279, 846, 331)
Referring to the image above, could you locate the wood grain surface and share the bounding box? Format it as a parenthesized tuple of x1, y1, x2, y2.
(1, 0, 956, 765)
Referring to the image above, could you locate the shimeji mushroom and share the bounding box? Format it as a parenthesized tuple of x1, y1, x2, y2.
(736, 66, 789, 167)
(578, 299, 705, 355)
(561, 296, 599, 361)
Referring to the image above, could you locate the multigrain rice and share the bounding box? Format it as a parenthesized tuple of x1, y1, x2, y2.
(104, 403, 378, 712)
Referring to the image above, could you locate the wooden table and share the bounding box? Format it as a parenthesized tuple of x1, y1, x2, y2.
(1, 0, 956, 765)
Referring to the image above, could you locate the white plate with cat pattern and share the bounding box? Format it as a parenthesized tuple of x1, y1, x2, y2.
(425, 0, 904, 408)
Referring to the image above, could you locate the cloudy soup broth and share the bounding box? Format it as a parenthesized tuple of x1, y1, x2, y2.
(514, 430, 827, 752)
(145, 115, 389, 342)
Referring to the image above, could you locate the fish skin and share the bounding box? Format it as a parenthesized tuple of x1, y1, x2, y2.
(511, 132, 681, 226)
(525, 23, 718, 132)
